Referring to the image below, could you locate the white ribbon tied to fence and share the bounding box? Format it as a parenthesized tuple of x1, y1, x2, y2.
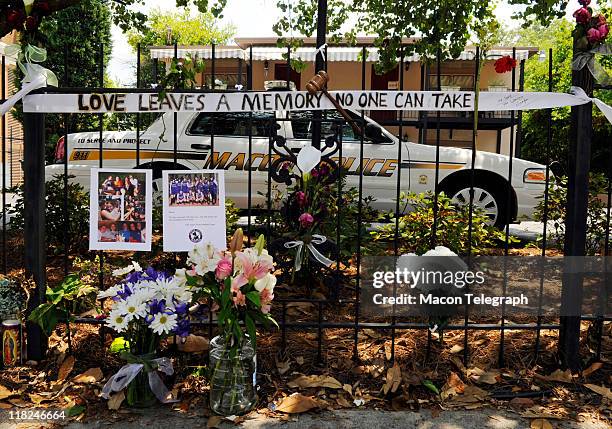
(284, 234, 334, 272)
(100, 357, 178, 403)
(0, 43, 58, 117)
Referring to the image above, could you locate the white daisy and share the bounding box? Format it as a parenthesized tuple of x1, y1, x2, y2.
(149, 313, 178, 335)
(118, 296, 147, 322)
(106, 309, 129, 333)
(97, 284, 123, 299)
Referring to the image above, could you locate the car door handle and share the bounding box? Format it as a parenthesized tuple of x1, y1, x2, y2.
(191, 144, 211, 151)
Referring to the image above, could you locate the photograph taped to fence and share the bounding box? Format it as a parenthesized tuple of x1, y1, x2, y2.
(89, 168, 153, 251)
(162, 170, 226, 252)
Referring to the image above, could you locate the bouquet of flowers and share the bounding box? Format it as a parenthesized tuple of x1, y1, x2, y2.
(181, 229, 277, 415)
(573, 0, 609, 51)
(99, 262, 191, 407)
(572, 0, 611, 77)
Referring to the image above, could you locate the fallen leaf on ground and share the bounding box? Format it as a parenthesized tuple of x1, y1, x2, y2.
(0, 402, 11, 409)
(73, 367, 103, 383)
(584, 383, 612, 400)
(275, 356, 291, 376)
(288, 375, 342, 389)
(530, 418, 553, 429)
(28, 393, 52, 405)
(58, 355, 75, 382)
(336, 395, 352, 408)
(441, 372, 465, 400)
(470, 368, 500, 385)
(177, 335, 209, 353)
(207, 416, 223, 428)
(449, 344, 464, 354)
(342, 384, 352, 395)
(509, 397, 534, 408)
(582, 362, 603, 378)
(275, 393, 319, 413)
(447, 385, 489, 405)
(295, 356, 304, 365)
(107, 391, 125, 410)
(534, 369, 573, 383)
(0, 385, 14, 400)
(383, 363, 402, 395)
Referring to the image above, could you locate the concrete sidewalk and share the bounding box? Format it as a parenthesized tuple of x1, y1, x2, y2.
(2, 408, 607, 429)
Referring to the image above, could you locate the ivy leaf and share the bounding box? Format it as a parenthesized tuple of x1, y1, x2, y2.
(422, 380, 440, 395)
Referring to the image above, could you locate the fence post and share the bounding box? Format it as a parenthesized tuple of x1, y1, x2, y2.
(23, 112, 47, 361)
(559, 55, 593, 371)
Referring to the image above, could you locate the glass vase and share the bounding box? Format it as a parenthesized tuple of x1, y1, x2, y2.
(126, 352, 157, 408)
(209, 335, 257, 416)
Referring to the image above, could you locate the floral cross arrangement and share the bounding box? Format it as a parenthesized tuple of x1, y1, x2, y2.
(276, 146, 336, 274)
(98, 263, 192, 407)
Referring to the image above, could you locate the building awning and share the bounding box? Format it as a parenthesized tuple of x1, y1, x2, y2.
(150, 47, 245, 60)
(150, 46, 533, 62)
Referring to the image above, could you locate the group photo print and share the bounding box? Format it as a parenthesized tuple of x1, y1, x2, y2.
(89, 169, 153, 251)
(168, 172, 220, 207)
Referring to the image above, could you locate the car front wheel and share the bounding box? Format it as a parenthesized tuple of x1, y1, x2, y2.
(448, 184, 507, 227)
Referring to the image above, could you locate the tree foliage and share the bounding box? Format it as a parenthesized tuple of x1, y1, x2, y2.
(10, 0, 113, 162)
(274, 0, 492, 72)
(126, 9, 235, 50)
(516, 18, 612, 174)
(273, 0, 574, 72)
(0, 0, 229, 39)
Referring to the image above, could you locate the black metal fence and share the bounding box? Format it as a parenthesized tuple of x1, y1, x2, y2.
(1, 43, 610, 371)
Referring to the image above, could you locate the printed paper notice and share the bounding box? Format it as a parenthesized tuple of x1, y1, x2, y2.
(163, 170, 227, 251)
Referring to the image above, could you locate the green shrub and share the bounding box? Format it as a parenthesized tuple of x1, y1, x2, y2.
(534, 174, 609, 255)
(8, 174, 90, 255)
(371, 191, 511, 255)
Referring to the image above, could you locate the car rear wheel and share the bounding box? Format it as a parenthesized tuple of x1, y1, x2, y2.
(447, 183, 508, 227)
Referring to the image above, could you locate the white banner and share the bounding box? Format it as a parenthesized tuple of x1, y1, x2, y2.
(22, 89, 599, 114)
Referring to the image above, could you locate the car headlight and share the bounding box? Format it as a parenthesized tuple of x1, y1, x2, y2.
(523, 168, 547, 184)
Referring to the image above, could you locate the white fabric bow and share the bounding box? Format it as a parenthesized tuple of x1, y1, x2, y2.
(284, 234, 334, 271)
(100, 357, 178, 403)
(315, 43, 328, 64)
(0, 43, 58, 117)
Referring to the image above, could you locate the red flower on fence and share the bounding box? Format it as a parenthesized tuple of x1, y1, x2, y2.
(494, 56, 517, 74)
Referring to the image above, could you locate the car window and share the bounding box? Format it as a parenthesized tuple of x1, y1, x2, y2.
(189, 112, 276, 137)
(290, 110, 363, 141)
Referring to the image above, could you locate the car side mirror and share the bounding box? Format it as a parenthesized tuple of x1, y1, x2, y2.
(364, 123, 384, 143)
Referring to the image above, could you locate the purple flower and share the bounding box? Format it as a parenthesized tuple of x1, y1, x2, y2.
(148, 299, 165, 315)
(587, 27, 602, 43)
(599, 24, 609, 40)
(579, 0, 591, 5)
(299, 212, 314, 228)
(574, 7, 591, 24)
(174, 318, 190, 337)
(295, 191, 308, 208)
(116, 284, 133, 300)
(174, 301, 188, 316)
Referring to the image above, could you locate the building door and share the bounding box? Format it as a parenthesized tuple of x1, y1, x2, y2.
(274, 63, 301, 90)
(370, 65, 399, 123)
